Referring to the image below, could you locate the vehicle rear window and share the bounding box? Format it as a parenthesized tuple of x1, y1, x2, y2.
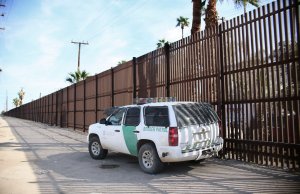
(144, 106, 169, 127)
(172, 103, 219, 128)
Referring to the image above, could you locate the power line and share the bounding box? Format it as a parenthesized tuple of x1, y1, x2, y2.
(0, 0, 13, 32)
(0, 1, 4, 30)
(71, 41, 89, 71)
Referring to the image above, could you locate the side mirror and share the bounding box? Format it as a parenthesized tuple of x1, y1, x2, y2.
(99, 118, 106, 124)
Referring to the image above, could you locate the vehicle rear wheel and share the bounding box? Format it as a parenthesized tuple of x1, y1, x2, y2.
(190, 159, 205, 164)
(89, 137, 108, 160)
(138, 143, 164, 174)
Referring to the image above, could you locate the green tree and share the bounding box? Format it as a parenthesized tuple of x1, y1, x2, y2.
(118, 60, 127, 65)
(191, 0, 206, 34)
(157, 39, 169, 48)
(13, 98, 20, 107)
(66, 69, 89, 84)
(176, 16, 190, 39)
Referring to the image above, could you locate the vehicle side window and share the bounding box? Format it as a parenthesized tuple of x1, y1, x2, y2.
(107, 108, 125, 125)
(144, 106, 169, 127)
(124, 107, 140, 126)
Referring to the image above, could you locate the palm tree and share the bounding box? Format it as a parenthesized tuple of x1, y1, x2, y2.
(205, 0, 218, 29)
(66, 69, 89, 84)
(18, 88, 25, 105)
(157, 39, 169, 48)
(205, 0, 259, 29)
(176, 16, 190, 39)
(191, 0, 206, 34)
(232, 0, 259, 14)
(235, 0, 259, 67)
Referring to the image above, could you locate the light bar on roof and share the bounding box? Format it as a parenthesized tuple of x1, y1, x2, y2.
(134, 97, 176, 104)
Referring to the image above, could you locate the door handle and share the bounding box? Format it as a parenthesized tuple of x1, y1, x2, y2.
(115, 130, 120, 132)
(133, 130, 139, 133)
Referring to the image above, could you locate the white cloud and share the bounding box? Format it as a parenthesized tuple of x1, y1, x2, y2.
(36, 33, 63, 69)
(164, 28, 183, 43)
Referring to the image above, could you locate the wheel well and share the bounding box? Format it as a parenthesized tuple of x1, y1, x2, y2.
(89, 133, 99, 141)
(137, 139, 156, 151)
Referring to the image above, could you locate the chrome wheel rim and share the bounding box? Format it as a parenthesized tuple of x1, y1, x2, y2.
(142, 150, 153, 168)
(91, 141, 100, 156)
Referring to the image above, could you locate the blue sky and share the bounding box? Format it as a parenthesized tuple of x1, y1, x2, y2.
(0, 0, 273, 111)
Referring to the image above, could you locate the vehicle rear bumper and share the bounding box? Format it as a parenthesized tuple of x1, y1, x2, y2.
(158, 137, 223, 162)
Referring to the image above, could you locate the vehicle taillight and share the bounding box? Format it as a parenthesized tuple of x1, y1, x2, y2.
(169, 127, 178, 146)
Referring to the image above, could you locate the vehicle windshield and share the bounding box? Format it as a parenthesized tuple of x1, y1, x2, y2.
(172, 103, 219, 128)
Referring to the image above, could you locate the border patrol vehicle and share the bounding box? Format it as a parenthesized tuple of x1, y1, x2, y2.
(87, 98, 223, 174)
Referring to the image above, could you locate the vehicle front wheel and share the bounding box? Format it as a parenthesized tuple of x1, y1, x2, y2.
(88, 137, 108, 160)
(138, 143, 164, 174)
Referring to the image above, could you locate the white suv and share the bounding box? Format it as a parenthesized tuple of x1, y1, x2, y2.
(88, 101, 223, 174)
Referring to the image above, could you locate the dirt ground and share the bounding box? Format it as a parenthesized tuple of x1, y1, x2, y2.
(0, 116, 299, 194)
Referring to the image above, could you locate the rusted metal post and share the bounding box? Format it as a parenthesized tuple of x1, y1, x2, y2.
(165, 43, 170, 97)
(133, 57, 137, 99)
(47, 95, 50, 124)
(74, 85, 76, 130)
(60, 89, 63, 127)
(83, 80, 86, 132)
(56, 92, 58, 126)
(219, 16, 226, 148)
(51, 93, 54, 125)
(95, 75, 98, 123)
(111, 68, 114, 107)
(218, 20, 226, 137)
(67, 87, 69, 128)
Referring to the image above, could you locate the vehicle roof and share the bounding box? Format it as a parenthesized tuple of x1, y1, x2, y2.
(122, 101, 207, 108)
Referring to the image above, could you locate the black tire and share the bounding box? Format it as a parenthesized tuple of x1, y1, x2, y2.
(138, 143, 164, 174)
(88, 136, 108, 160)
(190, 159, 205, 164)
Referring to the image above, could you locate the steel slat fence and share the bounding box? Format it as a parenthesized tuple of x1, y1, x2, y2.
(4, 0, 299, 170)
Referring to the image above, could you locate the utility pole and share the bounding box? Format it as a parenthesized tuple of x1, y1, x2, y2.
(71, 41, 88, 71)
(6, 90, 8, 112)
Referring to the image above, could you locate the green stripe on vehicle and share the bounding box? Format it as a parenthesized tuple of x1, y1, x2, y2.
(122, 126, 138, 156)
